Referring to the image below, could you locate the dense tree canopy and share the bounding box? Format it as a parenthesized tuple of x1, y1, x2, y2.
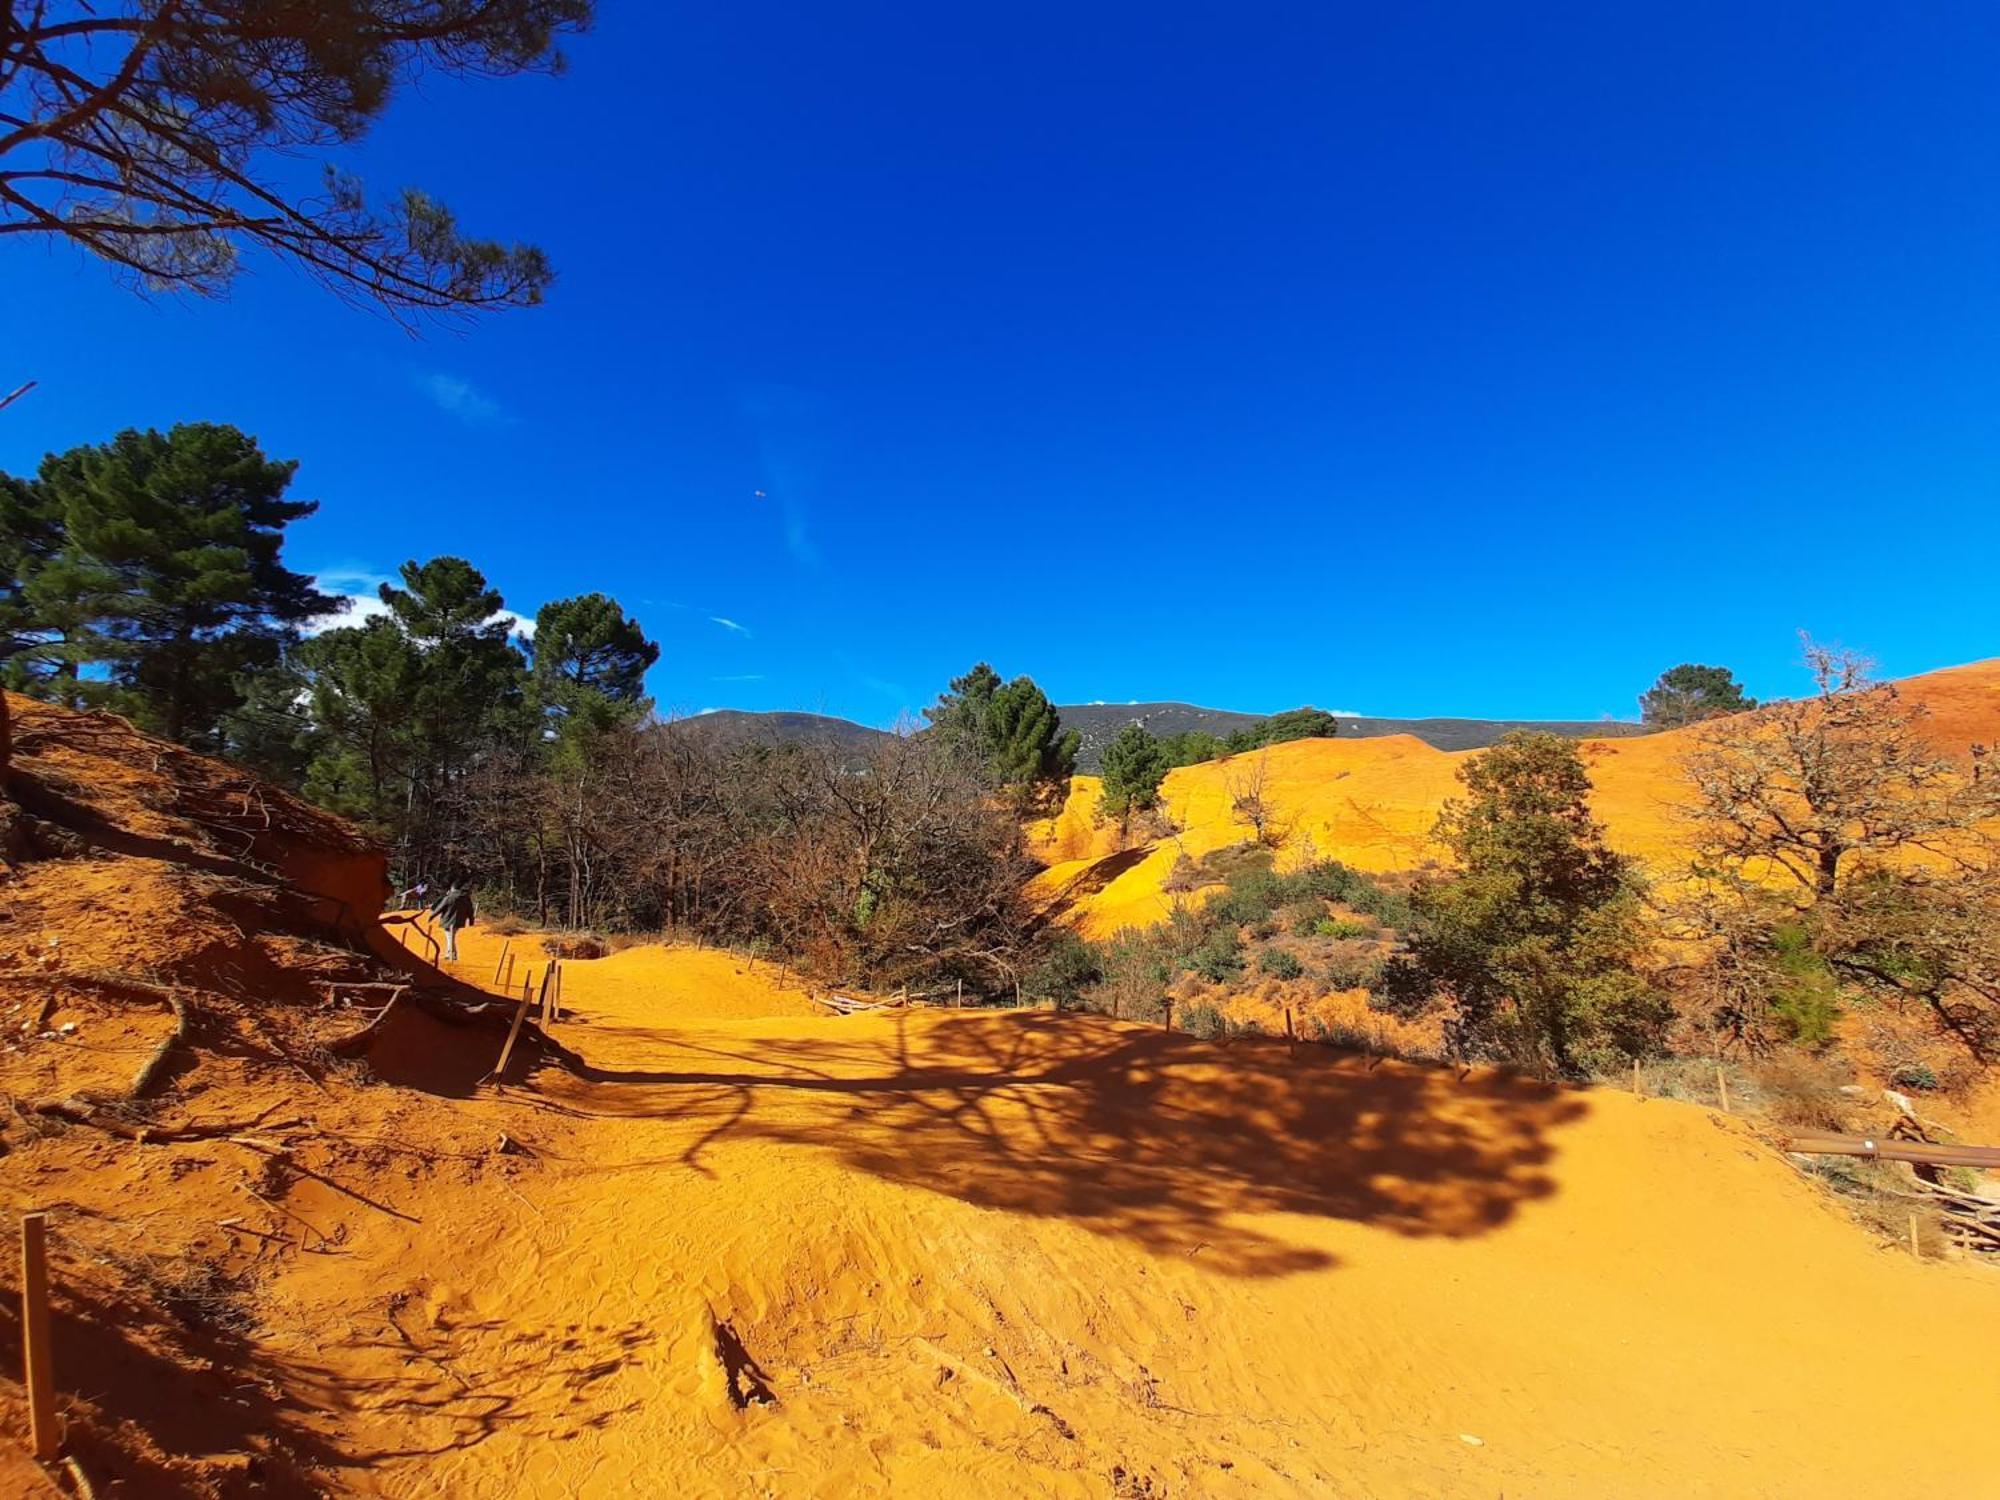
(0, 1, 592, 314)
(1382, 732, 1665, 1074)
(20, 424, 334, 748)
(1640, 663, 1756, 727)
(1098, 723, 1170, 821)
(924, 661, 1076, 804)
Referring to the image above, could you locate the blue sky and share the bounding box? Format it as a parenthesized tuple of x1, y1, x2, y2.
(5, 1, 1999, 726)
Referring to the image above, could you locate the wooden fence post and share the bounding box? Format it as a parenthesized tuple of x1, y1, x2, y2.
(1632, 1058, 1643, 1097)
(491, 939, 511, 986)
(22, 1212, 57, 1461)
(1716, 1064, 1730, 1114)
(1163, 998, 1174, 1033)
(1285, 1006, 1296, 1056)
(492, 982, 537, 1086)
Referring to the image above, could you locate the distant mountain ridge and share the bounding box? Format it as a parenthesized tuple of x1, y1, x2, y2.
(678, 701, 1653, 771)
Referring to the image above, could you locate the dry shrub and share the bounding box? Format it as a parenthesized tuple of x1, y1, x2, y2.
(1161, 851, 1204, 894)
(1846, 1006, 1984, 1098)
(486, 913, 529, 936)
(546, 932, 609, 960)
(1750, 1052, 1853, 1130)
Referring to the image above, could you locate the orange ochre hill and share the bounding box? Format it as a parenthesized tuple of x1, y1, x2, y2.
(0, 691, 1997, 1498)
(1031, 658, 2000, 940)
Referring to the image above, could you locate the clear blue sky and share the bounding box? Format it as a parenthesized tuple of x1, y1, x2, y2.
(6, 2, 1998, 726)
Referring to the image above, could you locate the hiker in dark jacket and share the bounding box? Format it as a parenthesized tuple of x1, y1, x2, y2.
(428, 884, 475, 961)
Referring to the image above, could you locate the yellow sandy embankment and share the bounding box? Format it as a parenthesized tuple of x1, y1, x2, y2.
(1034, 658, 2000, 938)
(235, 926, 2000, 1498)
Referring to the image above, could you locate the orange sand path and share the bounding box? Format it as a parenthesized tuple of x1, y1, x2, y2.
(247, 925, 2000, 1497)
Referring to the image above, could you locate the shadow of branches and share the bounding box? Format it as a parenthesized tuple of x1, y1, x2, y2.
(532, 1011, 1588, 1277)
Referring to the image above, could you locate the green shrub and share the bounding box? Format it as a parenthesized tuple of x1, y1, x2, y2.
(1259, 948, 1305, 980)
(1889, 1061, 1941, 1092)
(1207, 867, 1285, 927)
(1284, 900, 1325, 935)
(1178, 1000, 1227, 1039)
(1769, 924, 1841, 1045)
(1326, 953, 1385, 991)
(1313, 917, 1372, 940)
(1025, 931, 1102, 1010)
(1186, 928, 1244, 982)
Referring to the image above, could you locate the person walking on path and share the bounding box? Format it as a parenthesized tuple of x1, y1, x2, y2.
(427, 883, 475, 962)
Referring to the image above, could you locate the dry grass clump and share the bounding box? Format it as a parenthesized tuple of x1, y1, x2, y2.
(546, 932, 610, 960)
(1749, 1053, 1854, 1130)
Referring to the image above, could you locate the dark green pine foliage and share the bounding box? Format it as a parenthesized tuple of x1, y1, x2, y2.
(1639, 664, 1757, 727)
(296, 617, 425, 824)
(924, 662, 1004, 754)
(1223, 706, 1340, 755)
(1098, 723, 1170, 820)
(531, 592, 659, 746)
(982, 676, 1079, 795)
(39, 425, 335, 749)
(378, 557, 530, 853)
(926, 663, 1076, 803)
(1380, 732, 1667, 1075)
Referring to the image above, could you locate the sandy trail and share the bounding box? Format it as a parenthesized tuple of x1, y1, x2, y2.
(229, 926, 2000, 1498)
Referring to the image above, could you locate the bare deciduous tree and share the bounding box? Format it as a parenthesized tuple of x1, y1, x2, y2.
(1674, 640, 2000, 1056)
(1225, 751, 1289, 850)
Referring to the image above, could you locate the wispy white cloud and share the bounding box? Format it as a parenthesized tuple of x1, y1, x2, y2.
(710, 673, 766, 682)
(423, 373, 506, 427)
(709, 615, 753, 637)
(308, 568, 534, 640)
(307, 568, 393, 635)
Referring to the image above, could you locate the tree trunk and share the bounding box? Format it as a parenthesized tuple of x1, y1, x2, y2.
(1816, 842, 1843, 900)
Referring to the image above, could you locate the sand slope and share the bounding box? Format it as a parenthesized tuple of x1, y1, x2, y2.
(243, 934, 2000, 1498)
(4, 695, 1999, 1497)
(1034, 658, 2000, 938)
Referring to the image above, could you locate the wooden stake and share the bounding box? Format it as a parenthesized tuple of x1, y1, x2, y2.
(492, 939, 512, 985)
(1910, 1213, 1922, 1259)
(502, 952, 515, 991)
(1632, 1058, 1643, 1097)
(956, 978, 963, 1009)
(492, 987, 536, 1086)
(1164, 998, 1174, 1033)
(1285, 1006, 1296, 1056)
(1716, 1064, 1730, 1115)
(22, 1212, 57, 1462)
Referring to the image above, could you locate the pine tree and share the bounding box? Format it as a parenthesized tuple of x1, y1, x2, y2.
(40, 425, 334, 748)
(296, 618, 425, 822)
(982, 676, 1079, 799)
(924, 663, 1076, 804)
(1098, 724, 1170, 821)
(1639, 664, 1756, 727)
(0, 471, 113, 707)
(531, 593, 659, 744)
(378, 557, 530, 867)
(924, 662, 1003, 754)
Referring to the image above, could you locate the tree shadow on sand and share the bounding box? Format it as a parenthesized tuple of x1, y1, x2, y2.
(0, 1238, 648, 1497)
(528, 1012, 1590, 1278)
